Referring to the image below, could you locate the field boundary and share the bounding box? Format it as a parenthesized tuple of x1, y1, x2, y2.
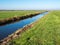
(0, 12, 41, 26)
(0, 21, 35, 45)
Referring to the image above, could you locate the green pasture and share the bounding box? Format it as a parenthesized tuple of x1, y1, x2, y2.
(10, 11, 60, 45)
(0, 10, 44, 20)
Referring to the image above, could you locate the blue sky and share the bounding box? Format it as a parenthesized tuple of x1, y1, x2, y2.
(0, 0, 60, 10)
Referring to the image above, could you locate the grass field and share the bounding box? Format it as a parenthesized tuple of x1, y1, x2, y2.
(0, 10, 44, 20)
(10, 11, 60, 45)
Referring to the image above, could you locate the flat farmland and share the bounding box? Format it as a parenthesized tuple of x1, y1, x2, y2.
(0, 10, 45, 20)
(10, 11, 60, 45)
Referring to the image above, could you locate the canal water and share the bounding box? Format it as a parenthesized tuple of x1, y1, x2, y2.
(0, 12, 48, 40)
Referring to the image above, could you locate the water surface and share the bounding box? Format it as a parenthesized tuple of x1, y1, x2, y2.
(0, 12, 48, 40)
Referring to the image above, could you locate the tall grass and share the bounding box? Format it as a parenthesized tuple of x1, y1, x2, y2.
(10, 11, 60, 45)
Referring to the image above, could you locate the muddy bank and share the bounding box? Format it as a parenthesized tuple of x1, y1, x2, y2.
(0, 22, 34, 45)
(0, 12, 41, 26)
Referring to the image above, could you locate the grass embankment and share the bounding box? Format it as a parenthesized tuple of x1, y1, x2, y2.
(0, 10, 44, 20)
(10, 11, 60, 45)
(0, 10, 45, 25)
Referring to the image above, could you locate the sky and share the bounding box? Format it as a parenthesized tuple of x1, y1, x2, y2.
(0, 0, 60, 10)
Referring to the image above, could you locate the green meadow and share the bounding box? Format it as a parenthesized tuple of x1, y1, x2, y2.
(10, 11, 60, 45)
(0, 10, 44, 20)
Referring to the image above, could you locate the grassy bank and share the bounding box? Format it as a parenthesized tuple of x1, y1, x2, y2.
(0, 10, 44, 20)
(9, 11, 60, 45)
(0, 10, 45, 25)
